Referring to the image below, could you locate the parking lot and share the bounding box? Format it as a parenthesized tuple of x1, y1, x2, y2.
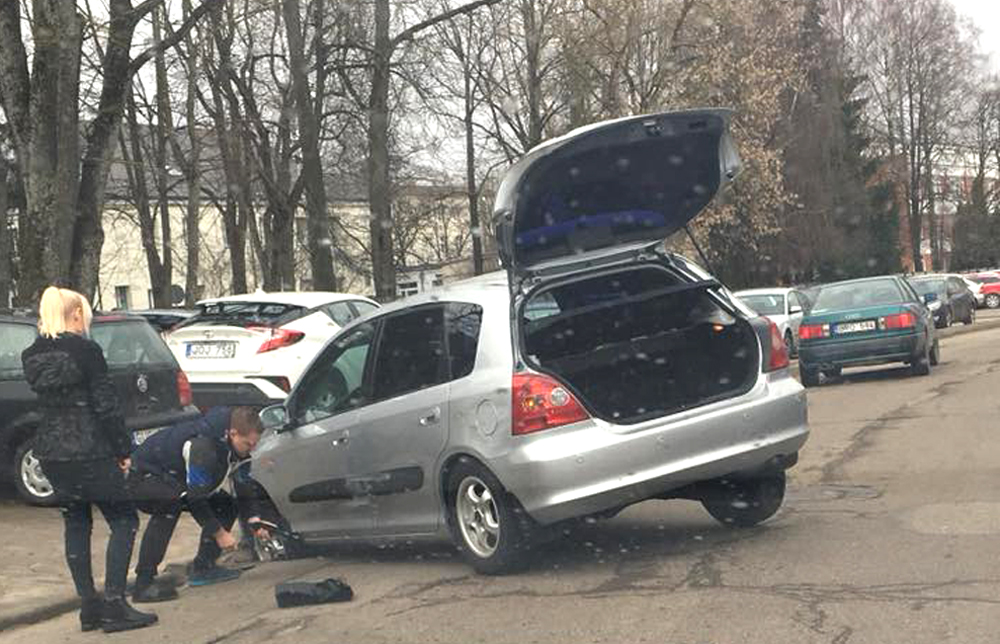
(0, 313, 998, 642)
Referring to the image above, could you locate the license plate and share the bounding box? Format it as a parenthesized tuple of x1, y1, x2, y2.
(132, 428, 161, 446)
(186, 341, 237, 359)
(835, 320, 876, 334)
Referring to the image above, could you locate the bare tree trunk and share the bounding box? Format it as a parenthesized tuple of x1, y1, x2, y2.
(0, 159, 10, 307)
(464, 57, 484, 275)
(368, 0, 396, 300)
(152, 7, 174, 307)
(183, 0, 202, 306)
(283, 0, 336, 291)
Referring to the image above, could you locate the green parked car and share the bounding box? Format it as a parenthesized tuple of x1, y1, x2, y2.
(797, 275, 939, 387)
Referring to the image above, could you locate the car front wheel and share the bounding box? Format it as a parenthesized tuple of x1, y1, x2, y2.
(446, 458, 531, 575)
(14, 438, 59, 506)
(701, 472, 786, 528)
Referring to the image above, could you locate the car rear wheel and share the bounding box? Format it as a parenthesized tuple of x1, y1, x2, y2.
(822, 366, 842, 379)
(930, 337, 940, 366)
(784, 330, 797, 358)
(964, 307, 975, 325)
(910, 340, 931, 376)
(986, 293, 1000, 309)
(14, 438, 58, 506)
(701, 472, 786, 528)
(446, 458, 531, 575)
(800, 364, 820, 387)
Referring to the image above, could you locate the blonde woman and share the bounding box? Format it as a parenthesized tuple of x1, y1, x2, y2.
(21, 287, 157, 633)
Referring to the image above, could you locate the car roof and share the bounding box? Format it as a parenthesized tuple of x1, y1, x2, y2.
(734, 288, 794, 296)
(196, 291, 375, 308)
(362, 272, 510, 318)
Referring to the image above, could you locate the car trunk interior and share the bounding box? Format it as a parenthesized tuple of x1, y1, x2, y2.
(519, 264, 759, 425)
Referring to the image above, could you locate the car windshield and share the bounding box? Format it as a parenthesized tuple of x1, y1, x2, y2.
(812, 280, 904, 312)
(91, 320, 177, 367)
(179, 302, 306, 328)
(908, 279, 945, 296)
(736, 294, 785, 316)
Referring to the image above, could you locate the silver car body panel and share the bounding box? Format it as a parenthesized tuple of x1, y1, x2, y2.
(251, 266, 809, 543)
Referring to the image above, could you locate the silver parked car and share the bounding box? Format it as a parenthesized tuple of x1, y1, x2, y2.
(251, 109, 810, 574)
(733, 288, 809, 357)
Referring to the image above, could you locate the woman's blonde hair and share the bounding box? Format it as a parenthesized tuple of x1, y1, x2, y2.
(37, 287, 93, 338)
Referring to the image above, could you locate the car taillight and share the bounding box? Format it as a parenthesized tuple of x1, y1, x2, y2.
(512, 372, 589, 436)
(177, 371, 193, 407)
(880, 312, 916, 329)
(766, 320, 789, 372)
(252, 326, 305, 354)
(798, 323, 830, 340)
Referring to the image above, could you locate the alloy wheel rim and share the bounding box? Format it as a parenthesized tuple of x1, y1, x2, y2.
(21, 449, 54, 499)
(456, 476, 500, 558)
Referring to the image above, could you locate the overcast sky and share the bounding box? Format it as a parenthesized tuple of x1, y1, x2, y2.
(949, 0, 1000, 74)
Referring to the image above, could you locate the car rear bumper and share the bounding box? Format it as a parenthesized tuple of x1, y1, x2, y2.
(492, 371, 809, 525)
(799, 331, 921, 368)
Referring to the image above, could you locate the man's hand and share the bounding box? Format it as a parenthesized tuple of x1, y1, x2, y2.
(247, 516, 272, 540)
(118, 458, 131, 473)
(214, 528, 238, 551)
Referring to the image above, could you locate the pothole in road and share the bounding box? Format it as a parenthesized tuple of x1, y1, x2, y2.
(786, 484, 882, 502)
(906, 502, 1000, 535)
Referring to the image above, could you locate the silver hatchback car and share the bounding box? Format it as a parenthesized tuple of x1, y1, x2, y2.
(252, 109, 810, 574)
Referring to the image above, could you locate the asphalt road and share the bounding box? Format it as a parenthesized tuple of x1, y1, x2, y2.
(4, 322, 1000, 643)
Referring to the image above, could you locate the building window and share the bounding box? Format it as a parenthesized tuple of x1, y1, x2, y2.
(115, 285, 131, 311)
(398, 280, 419, 297)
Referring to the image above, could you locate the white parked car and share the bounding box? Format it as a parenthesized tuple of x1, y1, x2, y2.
(166, 292, 379, 407)
(959, 275, 985, 308)
(734, 288, 808, 357)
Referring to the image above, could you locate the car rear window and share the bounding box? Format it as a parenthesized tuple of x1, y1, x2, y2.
(179, 302, 307, 328)
(0, 322, 37, 379)
(91, 320, 178, 368)
(908, 279, 944, 296)
(737, 294, 785, 316)
(812, 280, 904, 312)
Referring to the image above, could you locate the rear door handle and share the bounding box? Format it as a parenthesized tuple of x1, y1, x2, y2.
(331, 431, 350, 447)
(419, 407, 441, 426)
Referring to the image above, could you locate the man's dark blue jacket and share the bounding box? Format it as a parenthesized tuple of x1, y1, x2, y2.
(131, 407, 245, 534)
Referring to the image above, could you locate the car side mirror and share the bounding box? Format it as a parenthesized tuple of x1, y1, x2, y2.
(789, 305, 803, 315)
(923, 293, 938, 304)
(260, 404, 292, 433)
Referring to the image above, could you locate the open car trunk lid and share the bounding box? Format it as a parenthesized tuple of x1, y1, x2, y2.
(493, 109, 740, 282)
(518, 263, 760, 427)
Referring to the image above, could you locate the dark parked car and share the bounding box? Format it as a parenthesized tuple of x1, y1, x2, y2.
(0, 312, 199, 504)
(906, 275, 975, 328)
(126, 308, 197, 333)
(797, 275, 939, 386)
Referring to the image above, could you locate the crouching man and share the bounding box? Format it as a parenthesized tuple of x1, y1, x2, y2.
(127, 406, 262, 602)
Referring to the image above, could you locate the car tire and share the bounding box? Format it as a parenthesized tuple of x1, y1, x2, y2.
(701, 472, 786, 528)
(822, 366, 842, 379)
(930, 337, 940, 366)
(910, 340, 931, 376)
(987, 293, 1000, 309)
(800, 364, 820, 388)
(446, 458, 532, 575)
(784, 330, 797, 358)
(964, 307, 975, 325)
(13, 437, 59, 506)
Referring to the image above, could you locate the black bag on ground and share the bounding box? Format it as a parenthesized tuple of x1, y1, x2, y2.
(275, 578, 353, 608)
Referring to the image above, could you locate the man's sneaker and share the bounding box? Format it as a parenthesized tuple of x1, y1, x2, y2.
(132, 579, 179, 603)
(101, 598, 158, 633)
(188, 566, 242, 587)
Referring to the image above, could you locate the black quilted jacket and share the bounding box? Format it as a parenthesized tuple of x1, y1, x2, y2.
(21, 333, 131, 461)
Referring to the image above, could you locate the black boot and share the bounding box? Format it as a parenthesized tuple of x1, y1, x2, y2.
(80, 596, 103, 632)
(101, 597, 158, 633)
